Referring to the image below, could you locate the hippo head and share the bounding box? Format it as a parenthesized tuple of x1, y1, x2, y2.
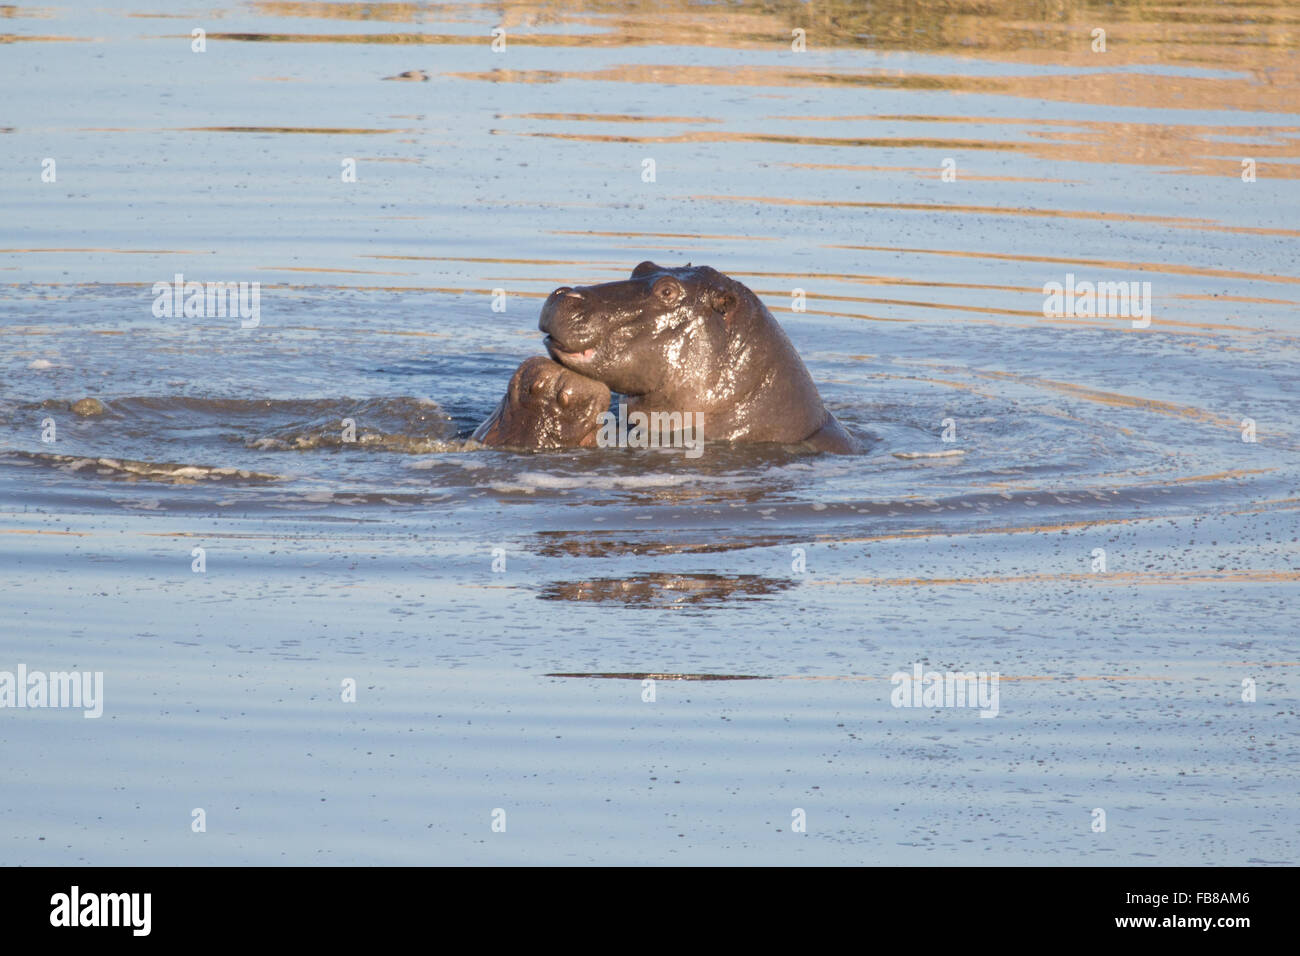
(473, 356, 611, 449)
(538, 261, 847, 448)
(539, 261, 748, 400)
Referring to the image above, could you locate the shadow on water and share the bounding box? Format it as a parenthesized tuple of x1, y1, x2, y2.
(537, 571, 797, 608)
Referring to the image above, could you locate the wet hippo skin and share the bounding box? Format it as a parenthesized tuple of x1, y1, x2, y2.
(539, 262, 860, 453)
(473, 356, 611, 449)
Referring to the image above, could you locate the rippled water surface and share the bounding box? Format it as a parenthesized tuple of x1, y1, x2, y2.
(1, 0, 1297, 865)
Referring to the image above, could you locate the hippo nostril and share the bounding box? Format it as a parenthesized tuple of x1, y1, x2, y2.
(557, 388, 575, 408)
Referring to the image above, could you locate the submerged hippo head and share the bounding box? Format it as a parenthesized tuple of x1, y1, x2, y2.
(539, 262, 856, 451)
(472, 356, 611, 449)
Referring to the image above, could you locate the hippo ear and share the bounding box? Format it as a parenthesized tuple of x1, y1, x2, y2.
(631, 261, 659, 278)
(709, 287, 738, 325)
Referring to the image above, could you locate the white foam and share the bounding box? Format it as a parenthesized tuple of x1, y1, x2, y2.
(409, 450, 482, 470)
(486, 469, 743, 495)
(893, 450, 967, 460)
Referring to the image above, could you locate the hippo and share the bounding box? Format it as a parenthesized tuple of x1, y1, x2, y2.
(472, 356, 611, 449)
(538, 262, 859, 453)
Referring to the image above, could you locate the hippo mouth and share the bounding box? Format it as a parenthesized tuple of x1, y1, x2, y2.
(543, 335, 596, 365)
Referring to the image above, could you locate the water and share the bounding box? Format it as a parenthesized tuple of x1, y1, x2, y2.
(1, 0, 1297, 865)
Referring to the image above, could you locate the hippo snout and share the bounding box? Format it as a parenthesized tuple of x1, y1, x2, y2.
(539, 286, 599, 360)
(539, 287, 582, 329)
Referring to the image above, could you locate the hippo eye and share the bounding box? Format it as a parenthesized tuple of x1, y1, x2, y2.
(653, 277, 684, 304)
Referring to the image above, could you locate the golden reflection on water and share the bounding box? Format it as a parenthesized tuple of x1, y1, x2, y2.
(174, 0, 1294, 116)
(520, 119, 1300, 180)
(502, 112, 722, 124)
(693, 194, 1300, 238)
(450, 63, 1300, 116)
(829, 245, 1300, 286)
(246, 0, 1298, 62)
